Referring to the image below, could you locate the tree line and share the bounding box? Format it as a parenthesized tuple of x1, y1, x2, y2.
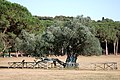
(0, 0, 120, 60)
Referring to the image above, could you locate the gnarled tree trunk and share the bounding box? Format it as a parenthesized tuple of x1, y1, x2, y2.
(66, 53, 77, 63)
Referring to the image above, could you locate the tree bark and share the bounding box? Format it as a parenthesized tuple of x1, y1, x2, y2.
(3, 27, 7, 34)
(115, 39, 118, 55)
(16, 51, 18, 57)
(114, 42, 116, 55)
(105, 39, 108, 55)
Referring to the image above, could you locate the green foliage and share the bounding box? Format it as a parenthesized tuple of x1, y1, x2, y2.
(81, 33, 102, 56)
(92, 18, 118, 43)
(42, 19, 102, 56)
(14, 30, 36, 56)
(0, 0, 120, 57)
(0, 0, 44, 53)
(35, 35, 53, 56)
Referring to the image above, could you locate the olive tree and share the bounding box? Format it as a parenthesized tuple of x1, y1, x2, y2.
(42, 19, 102, 63)
(14, 30, 36, 56)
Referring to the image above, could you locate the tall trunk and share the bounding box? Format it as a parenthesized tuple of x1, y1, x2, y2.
(114, 42, 116, 55)
(115, 39, 119, 55)
(9, 52, 11, 57)
(16, 51, 18, 57)
(3, 27, 7, 34)
(61, 47, 64, 55)
(2, 41, 12, 55)
(105, 39, 108, 55)
(1, 41, 8, 57)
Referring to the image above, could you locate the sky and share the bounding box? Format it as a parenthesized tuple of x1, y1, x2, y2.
(7, 0, 120, 21)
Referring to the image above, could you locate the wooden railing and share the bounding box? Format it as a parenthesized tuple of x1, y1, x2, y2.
(91, 62, 117, 70)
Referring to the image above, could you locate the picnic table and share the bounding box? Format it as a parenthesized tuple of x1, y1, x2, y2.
(8, 61, 54, 69)
(91, 62, 117, 70)
(8, 62, 35, 68)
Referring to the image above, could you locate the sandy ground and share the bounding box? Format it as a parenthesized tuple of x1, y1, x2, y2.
(0, 55, 120, 80)
(0, 69, 120, 80)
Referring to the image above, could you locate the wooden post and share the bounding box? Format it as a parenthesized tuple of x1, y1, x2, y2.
(22, 60, 25, 68)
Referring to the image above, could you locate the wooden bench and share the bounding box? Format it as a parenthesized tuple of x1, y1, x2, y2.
(91, 62, 117, 70)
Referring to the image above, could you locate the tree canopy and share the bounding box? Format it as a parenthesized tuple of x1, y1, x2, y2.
(0, 0, 44, 55)
(0, 0, 120, 58)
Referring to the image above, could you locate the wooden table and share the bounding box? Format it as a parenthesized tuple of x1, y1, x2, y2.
(91, 62, 117, 70)
(8, 61, 55, 69)
(8, 62, 35, 68)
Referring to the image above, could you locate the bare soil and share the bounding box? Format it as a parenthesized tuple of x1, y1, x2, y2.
(0, 55, 120, 80)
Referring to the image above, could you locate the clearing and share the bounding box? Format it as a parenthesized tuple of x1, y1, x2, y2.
(0, 55, 120, 80)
